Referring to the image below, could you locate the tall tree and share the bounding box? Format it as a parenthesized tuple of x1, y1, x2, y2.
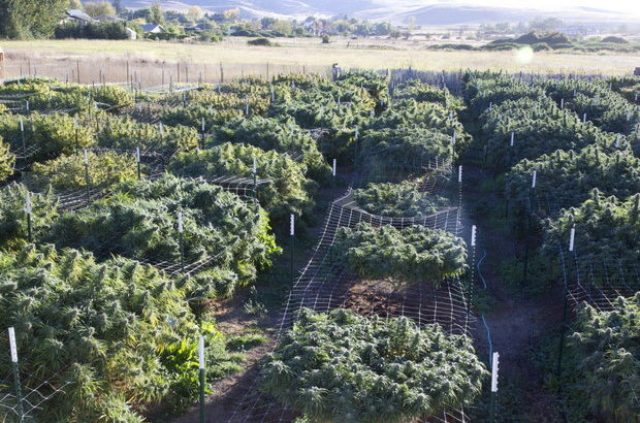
(0, 0, 69, 39)
(84, 1, 116, 18)
(149, 2, 165, 25)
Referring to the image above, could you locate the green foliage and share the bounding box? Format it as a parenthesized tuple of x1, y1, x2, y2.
(0, 0, 68, 38)
(261, 308, 486, 423)
(357, 126, 454, 181)
(90, 111, 199, 154)
(464, 72, 542, 115)
(478, 97, 623, 170)
(0, 183, 58, 249)
(0, 136, 15, 182)
(29, 151, 138, 191)
(331, 222, 468, 286)
(0, 113, 95, 162)
(169, 143, 315, 222)
(506, 147, 640, 215)
(0, 244, 225, 421)
(0, 79, 134, 112)
(394, 79, 463, 110)
(538, 79, 640, 134)
(544, 190, 640, 262)
(353, 179, 450, 218)
(215, 116, 331, 182)
(569, 294, 640, 422)
(45, 175, 280, 298)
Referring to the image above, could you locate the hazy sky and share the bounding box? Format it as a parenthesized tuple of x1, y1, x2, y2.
(375, 0, 639, 16)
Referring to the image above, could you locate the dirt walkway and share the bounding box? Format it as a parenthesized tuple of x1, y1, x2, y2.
(463, 166, 565, 422)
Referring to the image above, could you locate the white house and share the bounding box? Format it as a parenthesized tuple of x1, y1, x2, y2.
(140, 24, 166, 34)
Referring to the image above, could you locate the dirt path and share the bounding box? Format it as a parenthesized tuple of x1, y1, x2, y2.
(463, 166, 565, 422)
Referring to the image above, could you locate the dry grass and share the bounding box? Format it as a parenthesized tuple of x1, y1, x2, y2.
(1, 37, 638, 86)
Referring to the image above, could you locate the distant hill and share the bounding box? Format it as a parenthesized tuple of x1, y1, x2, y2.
(119, 0, 638, 25)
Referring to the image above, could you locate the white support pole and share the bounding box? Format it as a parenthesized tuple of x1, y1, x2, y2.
(8, 327, 17, 363)
(290, 214, 295, 237)
(560, 98, 564, 109)
(531, 170, 537, 189)
(583, 113, 587, 122)
(332, 159, 337, 177)
(198, 335, 205, 370)
(471, 225, 477, 247)
(177, 211, 184, 234)
(569, 226, 575, 252)
(510, 131, 515, 147)
(458, 165, 463, 184)
(491, 352, 500, 393)
(135, 146, 141, 163)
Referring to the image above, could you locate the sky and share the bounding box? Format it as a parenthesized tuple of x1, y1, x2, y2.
(375, 0, 640, 16)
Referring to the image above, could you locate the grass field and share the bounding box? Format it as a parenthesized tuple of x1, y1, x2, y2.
(1, 37, 639, 86)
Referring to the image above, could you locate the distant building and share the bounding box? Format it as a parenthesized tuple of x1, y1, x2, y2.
(140, 24, 166, 34)
(64, 9, 96, 25)
(126, 27, 137, 40)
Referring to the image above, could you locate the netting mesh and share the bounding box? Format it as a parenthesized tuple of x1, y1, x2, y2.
(223, 154, 475, 423)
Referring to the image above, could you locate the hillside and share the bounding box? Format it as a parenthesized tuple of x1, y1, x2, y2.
(120, 0, 638, 25)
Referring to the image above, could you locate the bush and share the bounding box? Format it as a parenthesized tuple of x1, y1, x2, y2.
(45, 175, 279, 296)
(29, 150, 138, 191)
(0, 113, 95, 162)
(331, 222, 468, 286)
(353, 179, 450, 218)
(169, 143, 315, 222)
(0, 135, 15, 182)
(261, 308, 486, 423)
(215, 116, 331, 182)
(55, 22, 130, 40)
(0, 183, 58, 249)
(568, 294, 640, 422)
(0, 244, 228, 421)
(247, 37, 274, 46)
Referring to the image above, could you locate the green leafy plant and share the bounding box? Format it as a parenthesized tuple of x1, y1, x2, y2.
(353, 179, 450, 218)
(29, 150, 138, 191)
(331, 222, 468, 286)
(0, 183, 58, 249)
(169, 143, 315, 222)
(0, 135, 15, 182)
(261, 308, 487, 423)
(568, 294, 640, 422)
(0, 244, 230, 421)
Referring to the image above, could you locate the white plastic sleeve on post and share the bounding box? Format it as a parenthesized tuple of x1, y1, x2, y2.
(201, 117, 205, 132)
(355, 127, 359, 140)
(458, 165, 463, 184)
(616, 136, 621, 148)
(491, 352, 499, 393)
(532, 170, 537, 189)
(332, 159, 337, 177)
(26, 101, 29, 112)
(8, 327, 18, 363)
(83, 149, 89, 164)
(560, 98, 564, 109)
(290, 214, 295, 237)
(471, 225, 477, 247)
(583, 113, 587, 122)
(19, 118, 24, 132)
(24, 192, 32, 215)
(569, 226, 575, 252)
(135, 147, 141, 163)
(451, 131, 456, 145)
(178, 212, 184, 234)
(510, 131, 515, 147)
(252, 156, 257, 175)
(198, 336, 205, 370)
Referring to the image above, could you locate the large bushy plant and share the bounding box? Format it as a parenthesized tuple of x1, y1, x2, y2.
(261, 308, 486, 423)
(331, 222, 467, 286)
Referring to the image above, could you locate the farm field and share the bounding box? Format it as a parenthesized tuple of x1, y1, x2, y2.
(1, 37, 639, 88)
(0, 54, 640, 423)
